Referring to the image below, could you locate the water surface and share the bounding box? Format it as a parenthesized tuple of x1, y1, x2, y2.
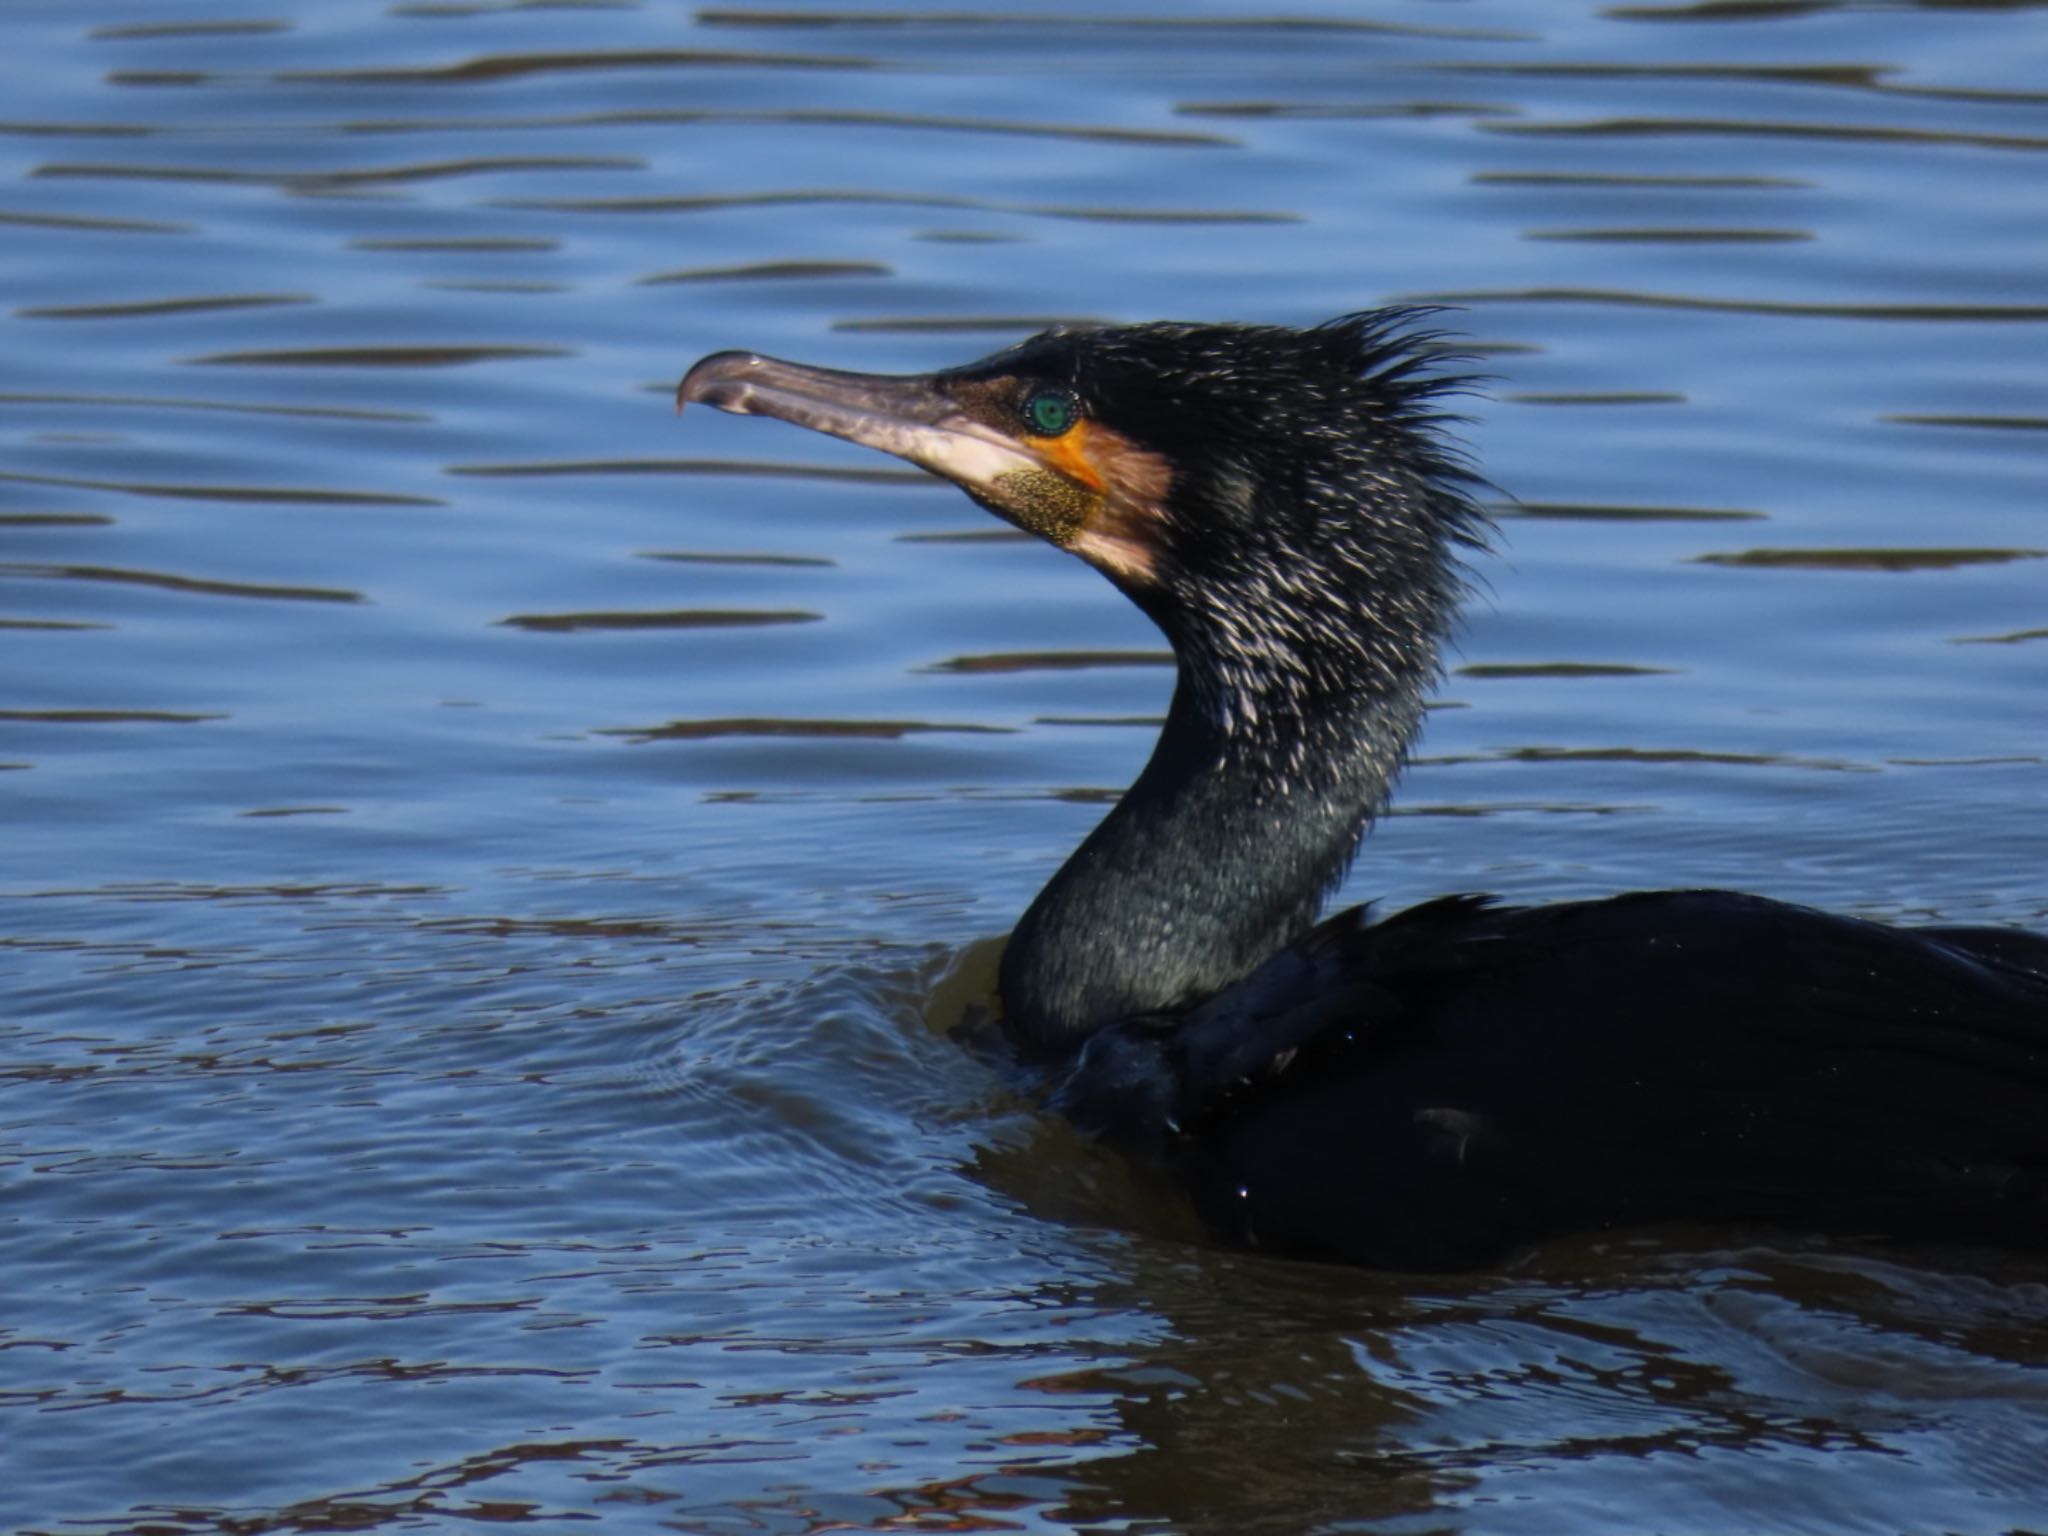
(4, 2, 2046, 1532)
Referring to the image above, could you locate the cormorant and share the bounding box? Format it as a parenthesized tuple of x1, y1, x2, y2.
(677, 310, 2048, 1270)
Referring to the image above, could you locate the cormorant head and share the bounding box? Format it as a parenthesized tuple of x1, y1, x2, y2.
(679, 310, 1488, 733)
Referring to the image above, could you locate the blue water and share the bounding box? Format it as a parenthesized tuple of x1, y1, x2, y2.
(3, 2, 2046, 1532)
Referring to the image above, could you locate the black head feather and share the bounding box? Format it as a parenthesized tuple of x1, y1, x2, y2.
(944, 310, 1490, 744)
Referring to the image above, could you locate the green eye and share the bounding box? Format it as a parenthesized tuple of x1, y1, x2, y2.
(1025, 389, 1079, 437)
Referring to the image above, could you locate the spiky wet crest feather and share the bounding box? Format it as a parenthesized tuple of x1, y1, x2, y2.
(983, 310, 1495, 1050)
(983, 310, 1489, 753)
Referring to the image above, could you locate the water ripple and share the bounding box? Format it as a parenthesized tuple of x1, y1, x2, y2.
(1693, 547, 2046, 573)
(344, 107, 1234, 147)
(497, 608, 824, 632)
(1418, 287, 2048, 321)
(499, 187, 1299, 223)
(1488, 116, 2048, 154)
(600, 717, 1017, 743)
(449, 457, 930, 484)
(191, 344, 570, 368)
(2, 562, 365, 603)
(695, 8, 1539, 44)
(0, 471, 439, 507)
(114, 47, 881, 90)
(0, 391, 430, 423)
(17, 292, 313, 321)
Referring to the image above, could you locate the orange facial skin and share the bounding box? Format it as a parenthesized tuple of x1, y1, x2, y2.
(1023, 417, 1110, 494)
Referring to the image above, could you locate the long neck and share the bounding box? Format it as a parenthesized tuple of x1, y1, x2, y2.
(998, 615, 1440, 1056)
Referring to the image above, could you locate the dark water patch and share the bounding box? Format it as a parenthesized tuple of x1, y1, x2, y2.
(21, 879, 450, 904)
(923, 650, 1174, 674)
(0, 617, 112, 631)
(1454, 58, 2048, 108)
(310, 155, 644, 188)
(0, 471, 439, 508)
(1606, 0, 1888, 19)
(694, 8, 1539, 42)
(0, 205, 189, 234)
(337, 107, 1230, 146)
(97, 70, 208, 87)
(1457, 662, 1677, 679)
(33, 152, 619, 198)
(1887, 755, 2042, 769)
(0, 512, 115, 527)
(117, 48, 878, 90)
(600, 716, 1016, 743)
(0, 391, 430, 424)
(412, 914, 693, 941)
(17, 292, 313, 322)
(1035, 714, 1164, 728)
(833, 315, 1097, 334)
(1886, 81, 2048, 110)
(53, 1440, 1061, 1536)
(3, 563, 365, 604)
(1487, 117, 2048, 155)
(0, 120, 156, 140)
(1886, 414, 2048, 433)
(0, 708, 226, 725)
(1506, 501, 1766, 523)
(1177, 100, 1518, 120)
(391, 0, 641, 13)
(451, 456, 930, 485)
(497, 609, 823, 633)
(238, 806, 350, 819)
(89, 19, 294, 40)
(217, 1295, 554, 1323)
(638, 259, 894, 285)
(1482, 745, 1869, 772)
(639, 551, 837, 568)
(1473, 171, 1812, 189)
(1464, 60, 2048, 109)
(913, 228, 1027, 243)
(191, 344, 570, 368)
(1523, 227, 1812, 244)
(34, 161, 294, 187)
(1448, 59, 1889, 89)
(1415, 288, 2048, 322)
(501, 188, 1299, 224)
(485, 107, 1212, 146)
(707, 109, 1233, 146)
(894, 527, 1033, 543)
(1694, 548, 2046, 573)
(1954, 628, 2048, 647)
(1049, 785, 1124, 804)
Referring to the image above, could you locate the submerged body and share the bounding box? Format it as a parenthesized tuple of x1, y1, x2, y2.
(677, 311, 2048, 1269)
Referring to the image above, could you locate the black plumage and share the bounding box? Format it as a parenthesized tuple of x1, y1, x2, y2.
(678, 310, 2048, 1270)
